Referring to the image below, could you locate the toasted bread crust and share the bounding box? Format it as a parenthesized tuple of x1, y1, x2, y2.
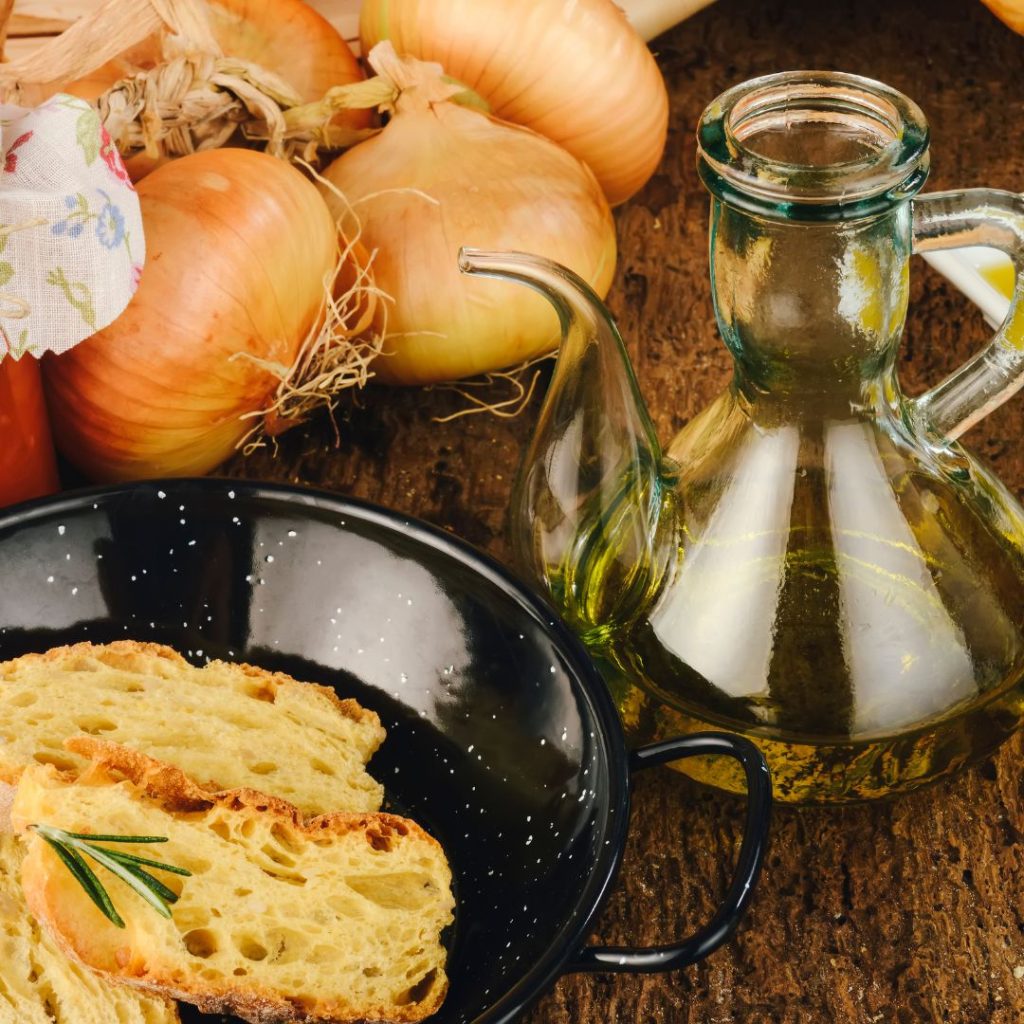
(0, 640, 380, 731)
(64, 738, 440, 851)
(0, 641, 386, 816)
(0, 640, 189, 672)
(16, 743, 452, 1024)
(91, 961, 446, 1024)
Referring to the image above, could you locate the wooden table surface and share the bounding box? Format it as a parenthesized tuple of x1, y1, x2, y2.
(220, 0, 1024, 1021)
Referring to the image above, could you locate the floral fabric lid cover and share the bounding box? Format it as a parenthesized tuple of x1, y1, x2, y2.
(0, 93, 144, 361)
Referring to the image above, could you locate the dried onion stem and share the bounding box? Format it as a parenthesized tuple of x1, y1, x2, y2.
(100, 54, 389, 166)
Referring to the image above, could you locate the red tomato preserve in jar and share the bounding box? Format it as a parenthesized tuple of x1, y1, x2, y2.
(0, 356, 59, 507)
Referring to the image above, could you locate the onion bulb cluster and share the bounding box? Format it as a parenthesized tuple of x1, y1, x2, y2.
(40, 0, 673, 480)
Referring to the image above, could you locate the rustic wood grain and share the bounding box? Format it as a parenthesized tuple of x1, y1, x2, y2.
(218, 0, 1024, 1021)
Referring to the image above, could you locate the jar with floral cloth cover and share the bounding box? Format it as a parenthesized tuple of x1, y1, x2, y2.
(0, 92, 143, 507)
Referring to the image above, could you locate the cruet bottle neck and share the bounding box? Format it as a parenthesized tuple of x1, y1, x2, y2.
(710, 201, 912, 410)
(697, 70, 931, 416)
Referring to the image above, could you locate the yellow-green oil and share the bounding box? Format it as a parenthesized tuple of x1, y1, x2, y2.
(981, 260, 1015, 299)
(568, 459, 1024, 804)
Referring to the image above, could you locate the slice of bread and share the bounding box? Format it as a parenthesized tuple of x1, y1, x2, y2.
(0, 641, 385, 816)
(0, 832, 179, 1024)
(13, 740, 455, 1024)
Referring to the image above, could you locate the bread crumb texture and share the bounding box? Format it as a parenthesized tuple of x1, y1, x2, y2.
(12, 742, 455, 1024)
(0, 641, 386, 816)
(0, 834, 179, 1024)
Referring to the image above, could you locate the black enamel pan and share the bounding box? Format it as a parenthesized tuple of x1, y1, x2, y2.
(0, 479, 771, 1024)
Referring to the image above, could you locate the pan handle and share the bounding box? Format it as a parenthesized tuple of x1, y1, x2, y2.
(569, 733, 772, 974)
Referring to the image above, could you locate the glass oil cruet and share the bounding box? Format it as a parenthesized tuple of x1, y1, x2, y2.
(460, 71, 1024, 803)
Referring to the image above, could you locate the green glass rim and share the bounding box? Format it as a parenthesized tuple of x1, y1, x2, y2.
(696, 70, 931, 222)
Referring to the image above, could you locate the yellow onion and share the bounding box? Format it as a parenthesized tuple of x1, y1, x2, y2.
(65, 0, 369, 180)
(319, 45, 616, 387)
(45, 148, 338, 481)
(980, 0, 1024, 31)
(359, 0, 668, 205)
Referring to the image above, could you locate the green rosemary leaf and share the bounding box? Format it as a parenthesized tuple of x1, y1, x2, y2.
(97, 846, 193, 877)
(31, 824, 192, 925)
(104, 858, 180, 904)
(134, 871, 179, 905)
(60, 833, 169, 844)
(34, 831, 125, 928)
(75, 842, 174, 920)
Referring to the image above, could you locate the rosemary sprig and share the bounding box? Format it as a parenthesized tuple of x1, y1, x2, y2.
(30, 824, 192, 929)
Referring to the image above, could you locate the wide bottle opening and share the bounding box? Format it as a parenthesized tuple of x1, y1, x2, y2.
(697, 71, 931, 219)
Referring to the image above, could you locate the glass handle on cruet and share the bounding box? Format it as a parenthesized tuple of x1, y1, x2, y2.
(912, 189, 1024, 440)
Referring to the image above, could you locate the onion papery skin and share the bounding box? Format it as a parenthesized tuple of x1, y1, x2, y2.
(359, 0, 668, 205)
(67, 0, 369, 179)
(320, 101, 617, 386)
(44, 148, 337, 482)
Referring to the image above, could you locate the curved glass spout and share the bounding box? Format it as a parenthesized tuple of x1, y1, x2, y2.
(459, 248, 679, 640)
